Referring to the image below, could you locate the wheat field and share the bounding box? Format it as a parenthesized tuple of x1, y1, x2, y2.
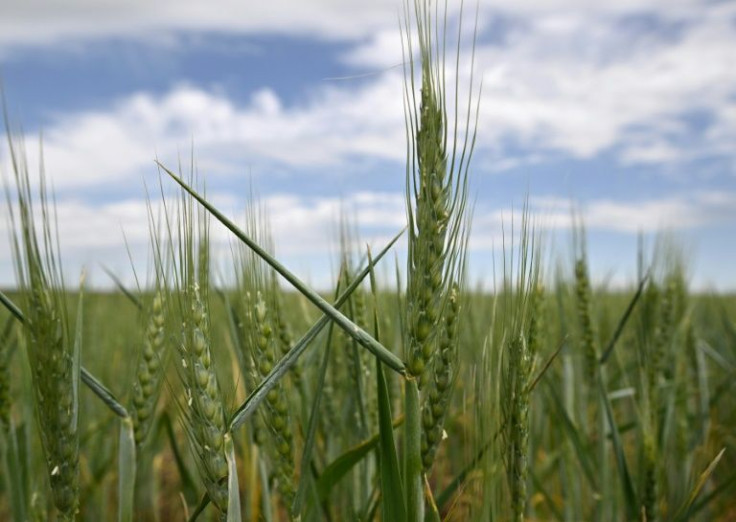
(1, 1, 735, 521)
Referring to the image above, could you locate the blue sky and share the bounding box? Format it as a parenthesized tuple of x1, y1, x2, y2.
(1, 0, 734, 291)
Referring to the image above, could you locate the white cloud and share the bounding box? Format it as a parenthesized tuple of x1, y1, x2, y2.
(1, 76, 408, 189)
(471, 3, 736, 161)
(0, 190, 408, 288)
(0, 1, 399, 51)
(525, 191, 736, 233)
(0, 0, 708, 54)
(2, 187, 734, 289)
(2, 2, 733, 190)
(344, 3, 736, 163)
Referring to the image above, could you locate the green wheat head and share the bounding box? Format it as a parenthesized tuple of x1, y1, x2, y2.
(5, 132, 80, 520)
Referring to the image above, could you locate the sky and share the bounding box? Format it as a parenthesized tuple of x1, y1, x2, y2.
(0, 0, 734, 292)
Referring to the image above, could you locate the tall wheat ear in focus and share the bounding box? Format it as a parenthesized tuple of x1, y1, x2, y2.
(5, 129, 82, 521)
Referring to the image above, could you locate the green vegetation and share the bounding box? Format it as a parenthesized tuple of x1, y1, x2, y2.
(1, 1, 735, 520)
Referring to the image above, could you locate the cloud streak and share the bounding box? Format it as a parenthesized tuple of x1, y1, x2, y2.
(0, 0, 706, 53)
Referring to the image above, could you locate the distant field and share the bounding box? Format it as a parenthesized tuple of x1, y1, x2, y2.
(2, 282, 735, 520)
